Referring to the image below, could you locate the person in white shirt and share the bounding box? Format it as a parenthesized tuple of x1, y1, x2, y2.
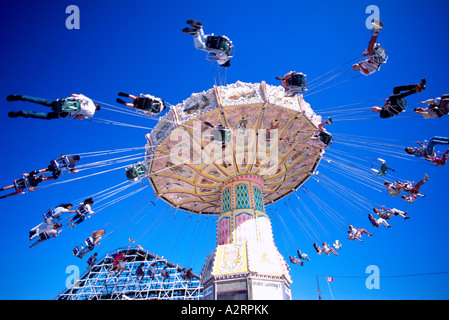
(414, 95, 449, 119)
(368, 213, 391, 228)
(313, 242, 339, 255)
(147, 263, 157, 280)
(7, 93, 100, 120)
(67, 198, 96, 229)
(161, 266, 170, 282)
(373, 206, 410, 221)
(347, 225, 373, 241)
(71, 93, 99, 119)
(384, 181, 404, 197)
(29, 223, 62, 248)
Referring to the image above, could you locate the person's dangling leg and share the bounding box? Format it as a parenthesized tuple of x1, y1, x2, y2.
(428, 136, 449, 146)
(392, 79, 426, 99)
(360, 228, 373, 236)
(366, 33, 379, 55)
(8, 110, 59, 119)
(16, 95, 57, 107)
(392, 85, 417, 96)
(411, 174, 429, 194)
(391, 209, 408, 219)
(366, 19, 383, 54)
(379, 218, 391, 228)
(425, 137, 449, 156)
(29, 239, 43, 248)
(192, 26, 207, 51)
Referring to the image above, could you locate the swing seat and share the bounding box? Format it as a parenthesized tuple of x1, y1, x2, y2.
(370, 168, 386, 176)
(50, 156, 72, 175)
(84, 236, 96, 252)
(287, 73, 308, 93)
(310, 131, 333, 149)
(75, 204, 89, 217)
(205, 35, 234, 57)
(39, 232, 50, 241)
(434, 95, 449, 117)
(371, 43, 388, 66)
(125, 162, 147, 181)
(134, 97, 164, 114)
(13, 177, 30, 191)
(72, 246, 80, 256)
(43, 208, 56, 223)
(395, 97, 407, 110)
(319, 131, 333, 147)
(56, 98, 81, 117)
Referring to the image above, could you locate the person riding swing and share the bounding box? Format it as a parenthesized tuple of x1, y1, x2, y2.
(116, 92, 167, 116)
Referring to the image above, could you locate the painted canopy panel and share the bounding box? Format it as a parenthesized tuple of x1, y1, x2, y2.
(145, 81, 326, 214)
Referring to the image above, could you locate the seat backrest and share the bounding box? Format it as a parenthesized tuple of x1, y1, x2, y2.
(72, 246, 80, 256)
(50, 156, 71, 173)
(14, 177, 30, 191)
(319, 131, 333, 147)
(438, 98, 449, 115)
(125, 163, 147, 180)
(39, 232, 50, 241)
(85, 236, 95, 247)
(287, 73, 307, 87)
(43, 208, 55, 219)
(57, 98, 81, 114)
(373, 43, 388, 61)
(135, 97, 163, 114)
(396, 97, 407, 109)
(76, 204, 89, 216)
(206, 36, 233, 56)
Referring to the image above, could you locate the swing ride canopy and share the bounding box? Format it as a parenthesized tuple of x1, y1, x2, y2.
(144, 81, 327, 215)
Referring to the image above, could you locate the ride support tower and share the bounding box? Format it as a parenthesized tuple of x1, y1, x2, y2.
(145, 81, 329, 300)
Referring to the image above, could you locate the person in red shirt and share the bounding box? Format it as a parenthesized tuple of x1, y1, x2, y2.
(426, 149, 449, 166)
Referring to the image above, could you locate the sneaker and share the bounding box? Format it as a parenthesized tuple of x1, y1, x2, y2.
(186, 19, 202, 28)
(275, 76, 285, 80)
(117, 92, 129, 97)
(8, 111, 20, 118)
(327, 117, 332, 124)
(415, 78, 426, 92)
(371, 19, 384, 31)
(182, 27, 198, 35)
(116, 98, 126, 105)
(424, 173, 429, 182)
(6, 95, 24, 101)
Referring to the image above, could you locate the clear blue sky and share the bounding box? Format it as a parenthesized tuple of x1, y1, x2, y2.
(0, 0, 448, 300)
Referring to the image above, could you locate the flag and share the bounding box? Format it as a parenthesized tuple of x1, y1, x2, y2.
(326, 276, 334, 282)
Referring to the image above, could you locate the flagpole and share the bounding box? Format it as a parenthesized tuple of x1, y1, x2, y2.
(326, 278, 334, 300)
(316, 274, 322, 300)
